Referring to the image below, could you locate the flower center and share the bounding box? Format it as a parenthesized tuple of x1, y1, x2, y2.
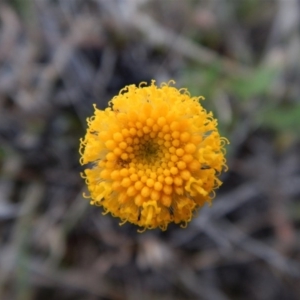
(139, 139, 160, 162)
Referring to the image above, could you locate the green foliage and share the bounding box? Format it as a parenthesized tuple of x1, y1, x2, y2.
(9, 0, 34, 21)
(181, 63, 221, 103)
(229, 66, 278, 100)
(259, 104, 300, 133)
(182, 62, 300, 137)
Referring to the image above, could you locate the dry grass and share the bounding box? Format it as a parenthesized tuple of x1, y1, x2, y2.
(0, 1, 300, 299)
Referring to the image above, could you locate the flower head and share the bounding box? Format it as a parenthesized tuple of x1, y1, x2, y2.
(80, 81, 228, 231)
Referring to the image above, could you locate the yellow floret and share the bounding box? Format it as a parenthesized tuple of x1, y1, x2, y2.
(80, 80, 228, 231)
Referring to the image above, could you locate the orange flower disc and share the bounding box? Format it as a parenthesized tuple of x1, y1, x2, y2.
(80, 81, 228, 231)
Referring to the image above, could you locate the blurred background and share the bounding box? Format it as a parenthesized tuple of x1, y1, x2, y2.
(0, 0, 300, 299)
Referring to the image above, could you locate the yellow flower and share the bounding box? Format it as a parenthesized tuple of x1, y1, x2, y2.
(80, 80, 228, 231)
